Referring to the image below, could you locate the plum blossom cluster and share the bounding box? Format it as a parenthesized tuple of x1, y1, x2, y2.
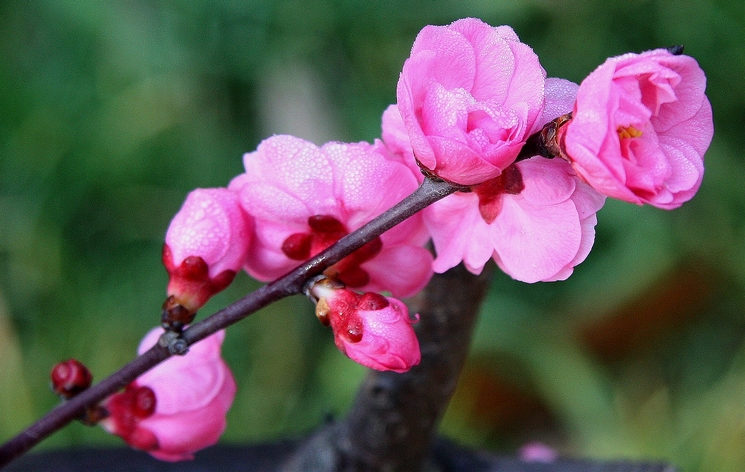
(161, 18, 711, 307)
(83, 17, 711, 461)
(162, 135, 433, 372)
(156, 17, 711, 453)
(389, 18, 711, 279)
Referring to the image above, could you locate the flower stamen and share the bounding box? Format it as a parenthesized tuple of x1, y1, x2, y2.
(617, 125, 643, 140)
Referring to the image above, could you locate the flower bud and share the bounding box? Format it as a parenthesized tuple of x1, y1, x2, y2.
(311, 281, 421, 373)
(101, 328, 236, 461)
(50, 359, 93, 398)
(163, 188, 252, 330)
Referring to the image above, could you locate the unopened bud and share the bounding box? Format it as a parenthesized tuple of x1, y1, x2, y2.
(50, 359, 93, 398)
(162, 188, 252, 330)
(306, 277, 421, 373)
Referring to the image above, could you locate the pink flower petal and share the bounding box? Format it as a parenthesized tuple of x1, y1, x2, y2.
(425, 192, 495, 275)
(538, 78, 579, 131)
(361, 245, 434, 298)
(426, 158, 604, 281)
(492, 193, 581, 283)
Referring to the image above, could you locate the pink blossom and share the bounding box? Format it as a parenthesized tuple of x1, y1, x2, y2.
(426, 157, 605, 282)
(386, 77, 604, 282)
(101, 328, 236, 461)
(381, 78, 578, 180)
(396, 18, 546, 186)
(163, 188, 252, 314)
(312, 283, 420, 373)
(229, 135, 432, 298)
(563, 49, 713, 209)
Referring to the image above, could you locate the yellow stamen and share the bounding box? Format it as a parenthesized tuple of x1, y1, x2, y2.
(617, 125, 643, 140)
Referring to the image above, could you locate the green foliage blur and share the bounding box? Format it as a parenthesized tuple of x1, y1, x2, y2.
(1, 1, 743, 470)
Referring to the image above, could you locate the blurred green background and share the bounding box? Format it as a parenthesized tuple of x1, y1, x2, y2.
(1, 1, 743, 470)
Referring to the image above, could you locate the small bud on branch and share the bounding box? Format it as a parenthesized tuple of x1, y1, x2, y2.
(50, 359, 93, 399)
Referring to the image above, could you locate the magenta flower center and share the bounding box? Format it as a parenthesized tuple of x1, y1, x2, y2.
(473, 164, 525, 224)
(281, 215, 383, 288)
(105, 383, 158, 451)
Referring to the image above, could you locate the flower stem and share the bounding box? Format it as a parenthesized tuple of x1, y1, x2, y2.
(0, 177, 458, 469)
(515, 114, 572, 162)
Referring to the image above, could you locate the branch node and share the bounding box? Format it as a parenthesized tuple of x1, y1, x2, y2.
(168, 338, 189, 356)
(159, 331, 189, 356)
